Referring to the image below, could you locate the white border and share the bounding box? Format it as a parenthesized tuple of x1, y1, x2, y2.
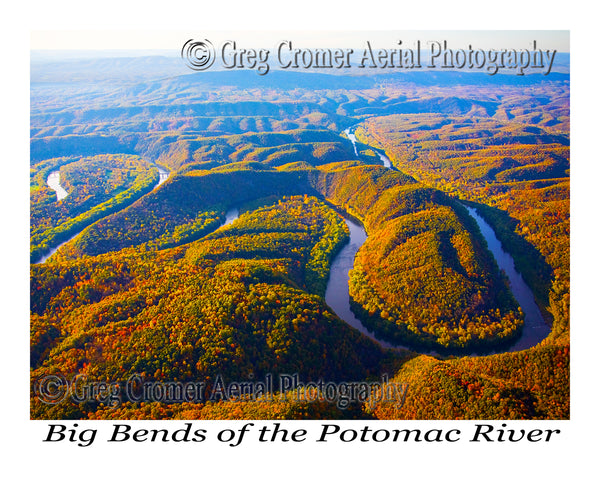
(5, 1, 597, 478)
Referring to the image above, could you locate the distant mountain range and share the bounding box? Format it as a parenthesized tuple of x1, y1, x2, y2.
(31, 51, 570, 86)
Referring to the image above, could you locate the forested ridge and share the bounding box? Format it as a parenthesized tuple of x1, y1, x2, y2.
(30, 154, 160, 263)
(30, 62, 569, 420)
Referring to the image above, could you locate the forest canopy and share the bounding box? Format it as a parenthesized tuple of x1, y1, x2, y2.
(30, 60, 569, 420)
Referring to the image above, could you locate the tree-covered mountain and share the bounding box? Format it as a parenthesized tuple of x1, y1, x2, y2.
(30, 56, 569, 420)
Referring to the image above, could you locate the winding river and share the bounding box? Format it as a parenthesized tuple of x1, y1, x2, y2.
(36, 164, 171, 264)
(326, 129, 550, 354)
(40, 137, 551, 354)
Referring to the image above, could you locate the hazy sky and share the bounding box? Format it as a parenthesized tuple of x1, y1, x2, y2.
(31, 30, 570, 52)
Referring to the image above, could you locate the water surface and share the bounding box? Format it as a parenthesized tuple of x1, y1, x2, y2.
(325, 217, 407, 351)
(464, 205, 550, 351)
(46, 170, 69, 201)
(344, 126, 392, 169)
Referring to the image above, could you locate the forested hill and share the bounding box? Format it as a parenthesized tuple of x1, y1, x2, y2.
(30, 55, 569, 420)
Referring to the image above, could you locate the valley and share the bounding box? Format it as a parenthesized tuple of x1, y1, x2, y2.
(30, 55, 569, 420)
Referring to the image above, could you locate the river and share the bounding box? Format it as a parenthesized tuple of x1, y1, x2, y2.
(343, 127, 359, 157)
(344, 126, 392, 169)
(325, 133, 410, 351)
(46, 171, 69, 201)
(325, 218, 406, 351)
(157, 165, 170, 186)
(328, 128, 550, 353)
(463, 205, 550, 351)
(221, 207, 240, 227)
(36, 164, 171, 264)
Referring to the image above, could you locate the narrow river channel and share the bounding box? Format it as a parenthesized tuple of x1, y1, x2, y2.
(343, 127, 359, 157)
(221, 207, 240, 227)
(344, 126, 392, 169)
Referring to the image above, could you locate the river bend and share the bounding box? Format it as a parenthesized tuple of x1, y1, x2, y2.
(326, 128, 550, 353)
